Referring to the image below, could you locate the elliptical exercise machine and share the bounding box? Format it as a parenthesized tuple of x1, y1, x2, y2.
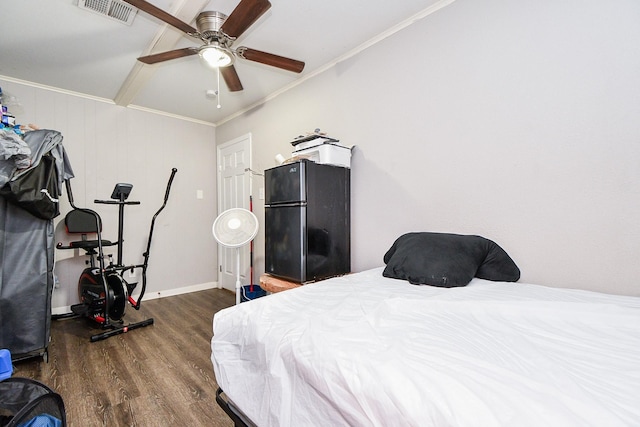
(56, 168, 177, 342)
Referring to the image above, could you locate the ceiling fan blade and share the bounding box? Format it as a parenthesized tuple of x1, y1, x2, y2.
(221, 66, 244, 92)
(122, 0, 197, 34)
(138, 47, 198, 64)
(238, 47, 305, 73)
(220, 0, 272, 39)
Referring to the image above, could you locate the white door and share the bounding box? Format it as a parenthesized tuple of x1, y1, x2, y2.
(217, 134, 252, 291)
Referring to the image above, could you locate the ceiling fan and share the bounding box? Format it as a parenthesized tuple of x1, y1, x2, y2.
(123, 0, 305, 92)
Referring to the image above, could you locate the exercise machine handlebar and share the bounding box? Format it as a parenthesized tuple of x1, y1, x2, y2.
(133, 167, 178, 309)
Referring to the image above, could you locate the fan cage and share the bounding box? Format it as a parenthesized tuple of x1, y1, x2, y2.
(212, 208, 258, 248)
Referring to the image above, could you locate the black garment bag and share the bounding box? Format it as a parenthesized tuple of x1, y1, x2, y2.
(0, 153, 60, 220)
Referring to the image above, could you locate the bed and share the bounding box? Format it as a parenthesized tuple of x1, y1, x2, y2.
(210, 233, 640, 426)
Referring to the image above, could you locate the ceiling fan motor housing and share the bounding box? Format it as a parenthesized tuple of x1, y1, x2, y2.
(197, 11, 229, 42)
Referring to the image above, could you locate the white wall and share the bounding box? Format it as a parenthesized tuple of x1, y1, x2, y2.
(216, 0, 640, 296)
(0, 79, 218, 311)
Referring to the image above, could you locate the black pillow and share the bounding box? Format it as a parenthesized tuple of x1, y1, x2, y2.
(382, 232, 520, 287)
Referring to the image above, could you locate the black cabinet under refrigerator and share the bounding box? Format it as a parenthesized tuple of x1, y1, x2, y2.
(265, 160, 350, 283)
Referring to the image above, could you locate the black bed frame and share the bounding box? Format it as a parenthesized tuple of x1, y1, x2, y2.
(216, 388, 256, 427)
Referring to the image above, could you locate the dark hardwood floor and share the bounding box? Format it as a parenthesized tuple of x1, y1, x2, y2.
(12, 288, 236, 427)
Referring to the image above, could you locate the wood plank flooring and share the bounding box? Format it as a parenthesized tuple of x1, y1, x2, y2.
(12, 288, 236, 427)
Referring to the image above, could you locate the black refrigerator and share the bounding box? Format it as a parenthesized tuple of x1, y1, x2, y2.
(265, 160, 350, 283)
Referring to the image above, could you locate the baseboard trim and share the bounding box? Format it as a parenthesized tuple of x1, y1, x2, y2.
(51, 281, 219, 315)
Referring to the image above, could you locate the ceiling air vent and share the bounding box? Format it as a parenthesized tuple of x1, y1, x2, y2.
(78, 0, 138, 25)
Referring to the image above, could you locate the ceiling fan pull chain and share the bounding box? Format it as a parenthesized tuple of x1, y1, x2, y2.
(217, 67, 222, 109)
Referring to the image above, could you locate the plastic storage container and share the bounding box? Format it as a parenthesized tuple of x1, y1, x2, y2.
(0, 349, 12, 381)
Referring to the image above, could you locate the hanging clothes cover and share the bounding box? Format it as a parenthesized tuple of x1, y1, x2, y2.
(0, 129, 74, 361)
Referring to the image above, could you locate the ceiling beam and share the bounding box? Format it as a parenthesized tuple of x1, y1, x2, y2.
(114, 0, 209, 107)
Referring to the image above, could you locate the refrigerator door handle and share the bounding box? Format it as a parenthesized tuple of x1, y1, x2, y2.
(265, 202, 307, 208)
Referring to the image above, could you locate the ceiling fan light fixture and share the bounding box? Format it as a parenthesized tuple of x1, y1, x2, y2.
(199, 45, 234, 68)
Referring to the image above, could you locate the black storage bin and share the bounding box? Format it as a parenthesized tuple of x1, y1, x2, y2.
(0, 378, 66, 427)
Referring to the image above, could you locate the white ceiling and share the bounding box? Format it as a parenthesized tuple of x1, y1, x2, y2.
(1, 0, 448, 125)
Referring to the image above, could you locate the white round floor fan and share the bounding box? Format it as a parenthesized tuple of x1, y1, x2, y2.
(212, 208, 259, 305)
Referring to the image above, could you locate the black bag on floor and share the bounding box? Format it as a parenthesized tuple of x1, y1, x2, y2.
(0, 378, 66, 427)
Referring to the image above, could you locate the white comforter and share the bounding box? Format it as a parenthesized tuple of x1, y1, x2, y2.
(211, 268, 640, 427)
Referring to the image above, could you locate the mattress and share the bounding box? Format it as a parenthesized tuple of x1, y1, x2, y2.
(211, 268, 640, 427)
